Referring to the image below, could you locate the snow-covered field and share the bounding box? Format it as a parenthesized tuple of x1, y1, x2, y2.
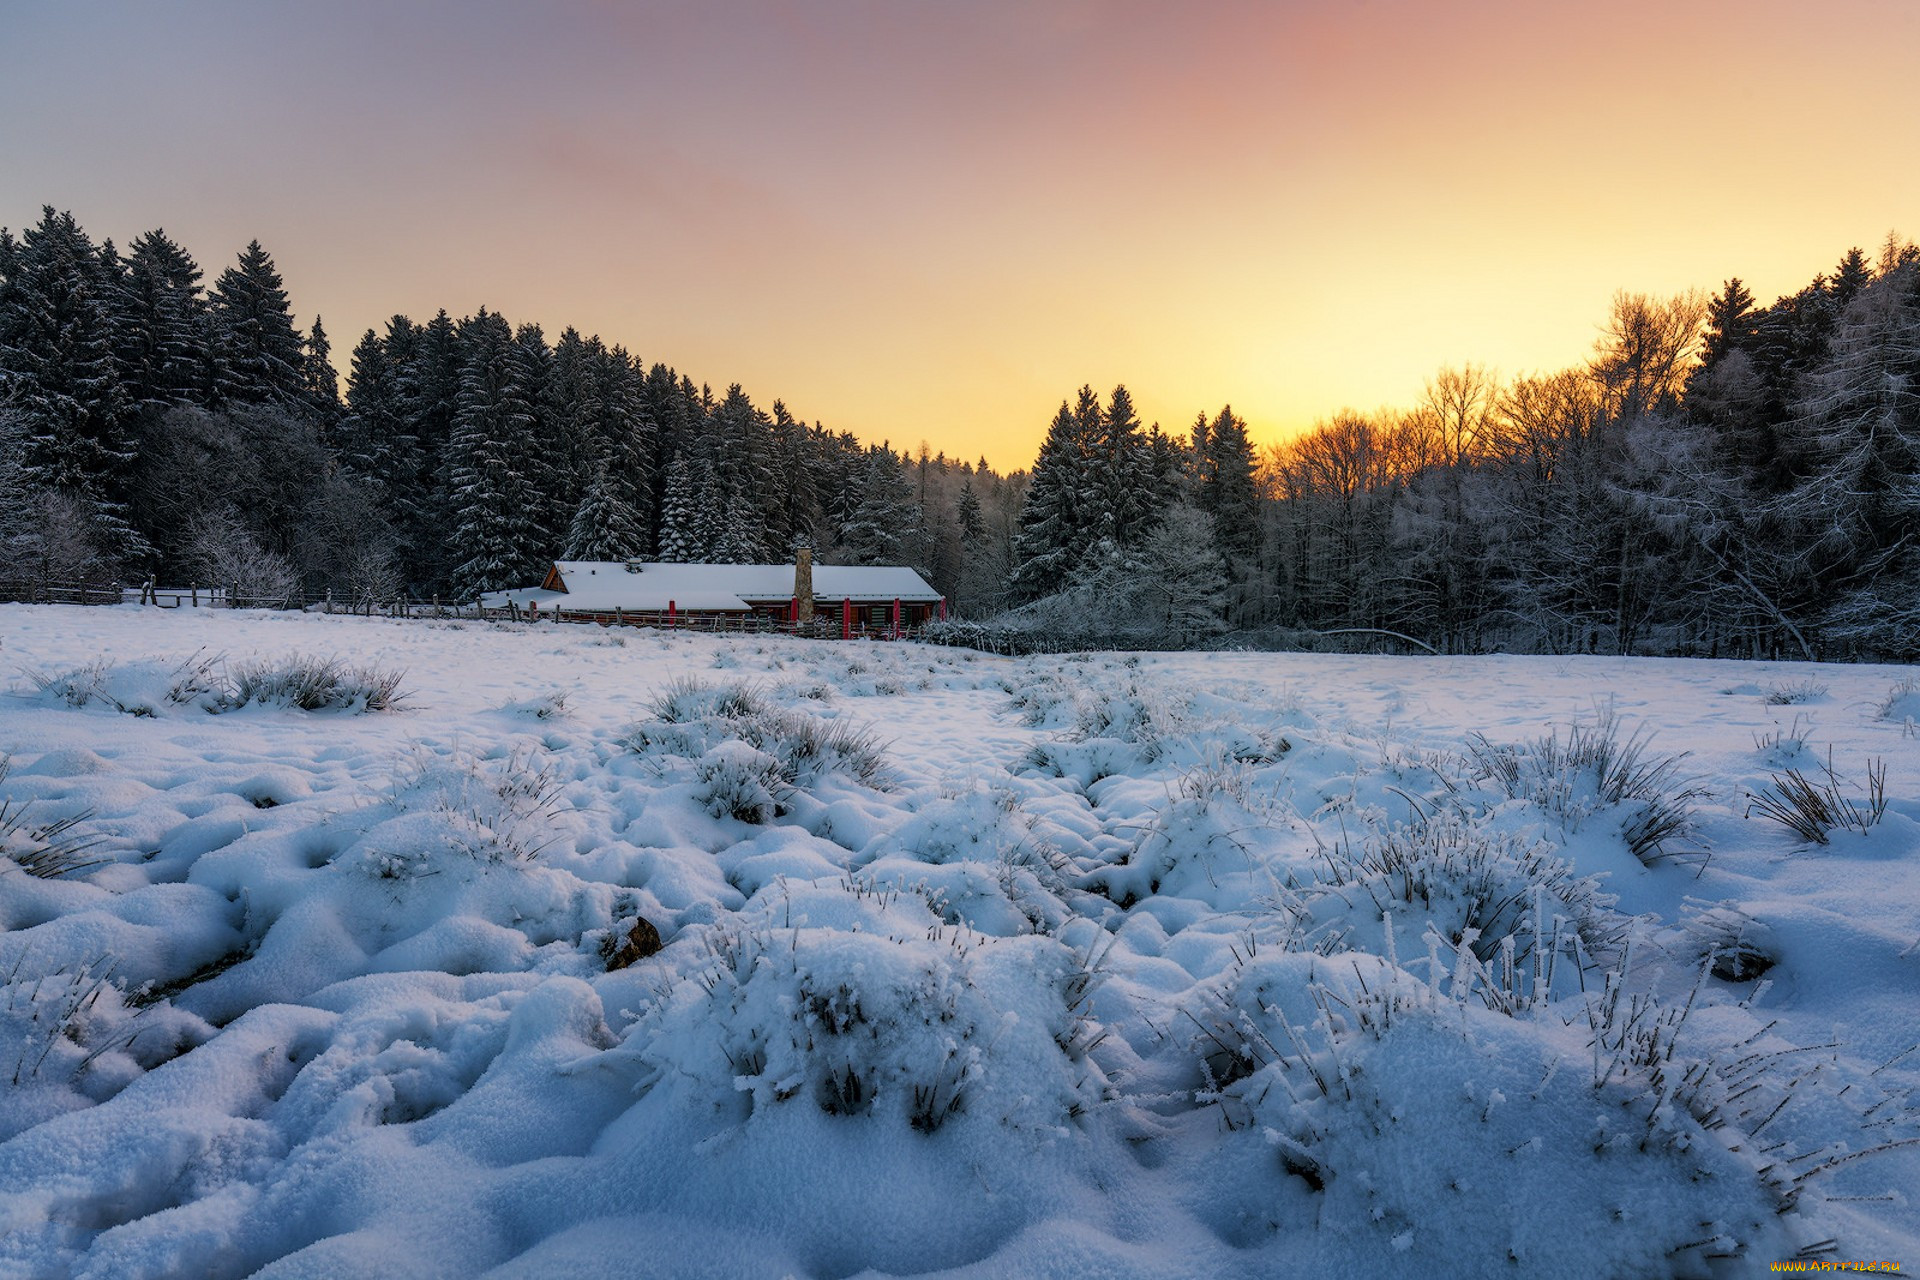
(2, 604, 1917, 1279)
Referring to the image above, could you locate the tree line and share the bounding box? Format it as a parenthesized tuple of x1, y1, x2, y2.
(5, 204, 1915, 658)
(0, 207, 1026, 610)
(1000, 239, 1920, 660)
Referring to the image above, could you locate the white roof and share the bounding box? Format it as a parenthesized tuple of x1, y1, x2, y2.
(480, 561, 941, 612)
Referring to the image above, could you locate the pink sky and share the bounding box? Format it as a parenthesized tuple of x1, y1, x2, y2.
(4, 1, 1916, 469)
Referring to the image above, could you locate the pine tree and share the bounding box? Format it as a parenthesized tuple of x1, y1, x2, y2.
(594, 343, 655, 548)
(0, 207, 145, 569)
(1007, 395, 1097, 600)
(304, 315, 340, 427)
(656, 452, 713, 562)
(446, 310, 539, 598)
(1093, 384, 1155, 544)
(208, 240, 307, 405)
(1198, 405, 1260, 560)
(119, 228, 210, 409)
(839, 447, 915, 565)
(563, 463, 649, 561)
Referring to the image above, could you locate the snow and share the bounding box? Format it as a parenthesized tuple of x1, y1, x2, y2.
(483, 561, 943, 614)
(1, 603, 1917, 1278)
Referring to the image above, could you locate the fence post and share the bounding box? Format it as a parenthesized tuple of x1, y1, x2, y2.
(231, 582, 240, 609)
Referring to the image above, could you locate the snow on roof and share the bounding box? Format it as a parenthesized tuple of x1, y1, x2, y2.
(481, 561, 941, 612)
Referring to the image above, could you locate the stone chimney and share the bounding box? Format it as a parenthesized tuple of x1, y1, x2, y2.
(794, 545, 815, 624)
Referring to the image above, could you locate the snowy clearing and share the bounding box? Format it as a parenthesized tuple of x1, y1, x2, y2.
(1, 604, 1917, 1279)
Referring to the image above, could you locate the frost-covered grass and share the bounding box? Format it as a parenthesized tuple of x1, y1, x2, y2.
(0, 604, 1916, 1278)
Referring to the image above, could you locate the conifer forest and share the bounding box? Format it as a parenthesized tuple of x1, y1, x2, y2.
(3, 207, 1916, 661)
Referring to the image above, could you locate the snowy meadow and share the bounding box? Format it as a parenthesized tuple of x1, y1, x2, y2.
(1, 604, 1917, 1279)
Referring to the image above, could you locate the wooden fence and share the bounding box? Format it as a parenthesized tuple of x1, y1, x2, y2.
(0, 578, 930, 640)
(0, 579, 125, 606)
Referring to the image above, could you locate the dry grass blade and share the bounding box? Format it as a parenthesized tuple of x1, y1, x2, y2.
(0, 754, 110, 879)
(1746, 749, 1887, 845)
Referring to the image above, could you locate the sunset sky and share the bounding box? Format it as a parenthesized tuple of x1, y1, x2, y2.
(4, 0, 1917, 471)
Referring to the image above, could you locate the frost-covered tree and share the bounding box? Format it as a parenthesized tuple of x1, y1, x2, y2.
(839, 447, 916, 565)
(564, 463, 649, 561)
(208, 240, 307, 406)
(446, 310, 541, 598)
(1008, 394, 1096, 600)
(119, 228, 211, 409)
(656, 452, 715, 562)
(0, 207, 144, 570)
(303, 315, 339, 426)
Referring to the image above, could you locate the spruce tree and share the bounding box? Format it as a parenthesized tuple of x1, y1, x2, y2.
(839, 447, 915, 565)
(656, 452, 713, 562)
(119, 228, 210, 409)
(564, 463, 649, 561)
(1092, 384, 1153, 544)
(446, 309, 538, 598)
(0, 208, 145, 569)
(208, 240, 307, 405)
(1007, 397, 1095, 600)
(304, 315, 340, 427)
(1199, 405, 1260, 560)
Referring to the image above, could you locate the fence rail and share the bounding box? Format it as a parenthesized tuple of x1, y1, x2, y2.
(0, 579, 125, 606)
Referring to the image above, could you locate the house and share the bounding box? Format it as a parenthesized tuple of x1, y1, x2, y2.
(479, 549, 945, 636)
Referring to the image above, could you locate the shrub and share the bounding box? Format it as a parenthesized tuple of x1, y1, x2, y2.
(623, 679, 892, 821)
(1465, 707, 1704, 866)
(1302, 809, 1620, 977)
(220, 654, 408, 712)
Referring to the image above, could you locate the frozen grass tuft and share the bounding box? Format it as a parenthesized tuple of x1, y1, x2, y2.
(380, 744, 572, 867)
(1465, 707, 1705, 867)
(1306, 809, 1621, 973)
(23, 659, 122, 712)
(220, 653, 408, 712)
(0, 754, 108, 879)
(24, 651, 407, 715)
(625, 909, 1110, 1140)
(1680, 901, 1776, 982)
(1745, 749, 1887, 845)
(1763, 678, 1828, 706)
(1879, 673, 1920, 737)
(624, 678, 891, 821)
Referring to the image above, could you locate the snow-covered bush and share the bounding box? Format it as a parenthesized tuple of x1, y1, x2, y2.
(1, 957, 207, 1142)
(624, 678, 891, 822)
(1185, 951, 1797, 1273)
(220, 653, 408, 712)
(1300, 809, 1620, 974)
(1084, 757, 1293, 909)
(381, 744, 571, 866)
(694, 741, 790, 823)
(623, 905, 1111, 1138)
(856, 786, 1083, 934)
(1464, 708, 1703, 865)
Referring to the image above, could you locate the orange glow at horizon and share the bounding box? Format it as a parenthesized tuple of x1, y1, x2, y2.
(4, 0, 1917, 472)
